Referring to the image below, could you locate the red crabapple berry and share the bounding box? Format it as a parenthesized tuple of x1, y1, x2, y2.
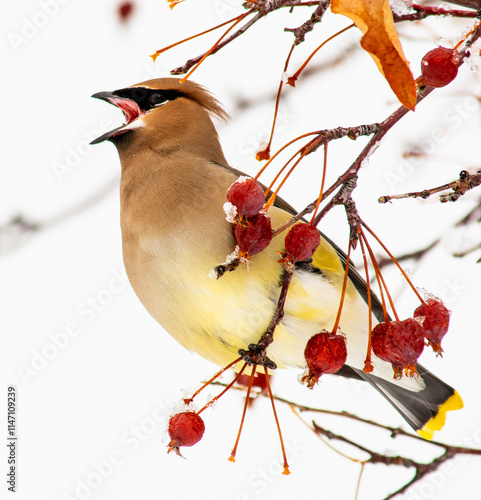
(225, 177, 266, 219)
(118, 1, 134, 21)
(285, 224, 320, 262)
(421, 47, 460, 88)
(234, 212, 273, 258)
(237, 373, 269, 392)
(371, 319, 425, 379)
(414, 298, 450, 355)
(302, 330, 347, 389)
(280, 223, 321, 272)
(167, 411, 205, 456)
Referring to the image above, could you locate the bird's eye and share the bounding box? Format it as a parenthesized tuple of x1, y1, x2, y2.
(149, 93, 164, 106)
(131, 87, 147, 102)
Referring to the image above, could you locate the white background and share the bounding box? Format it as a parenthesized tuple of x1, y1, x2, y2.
(2, 1, 481, 499)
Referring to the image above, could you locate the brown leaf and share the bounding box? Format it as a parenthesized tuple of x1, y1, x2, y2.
(331, 0, 416, 110)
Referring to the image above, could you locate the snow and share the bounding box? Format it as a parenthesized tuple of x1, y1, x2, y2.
(2, 1, 481, 500)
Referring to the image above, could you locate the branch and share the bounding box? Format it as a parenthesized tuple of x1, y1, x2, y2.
(171, 0, 314, 75)
(441, 0, 481, 10)
(393, 3, 480, 22)
(378, 170, 481, 204)
(284, 0, 330, 45)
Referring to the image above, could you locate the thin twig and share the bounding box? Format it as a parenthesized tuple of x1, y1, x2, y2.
(379, 170, 481, 204)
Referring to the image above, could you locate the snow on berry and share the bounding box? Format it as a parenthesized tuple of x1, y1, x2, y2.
(284, 224, 321, 262)
(167, 411, 205, 455)
(371, 319, 425, 379)
(301, 330, 347, 388)
(421, 47, 460, 88)
(414, 298, 450, 355)
(226, 177, 266, 218)
(234, 212, 272, 258)
(223, 201, 238, 223)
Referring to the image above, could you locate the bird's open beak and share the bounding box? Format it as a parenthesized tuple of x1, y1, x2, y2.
(90, 91, 143, 144)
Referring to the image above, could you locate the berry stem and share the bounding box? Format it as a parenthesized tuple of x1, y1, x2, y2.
(453, 19, 481, 51)
(264, 366, 291, 475)
(265, 139, 318, 209)
(309, 139, 328, 224)
(150, 12, 250, 62)
(256, 44, 296, 161)
(358, 231, 389, 322)
(253, 131, 320, 185)
(287, 24, 354, 86)
(186, 356, 243, 404)
(229, 364, 257, 462)
(330, 242, 352, 335)
(361, 221, 424, 303)
(264, 143, 309, 208)
(358, 232, 373, 373)
(197, 361, 247, 415)
(179, 11, 252, 83)
(360, 228, 400, 322)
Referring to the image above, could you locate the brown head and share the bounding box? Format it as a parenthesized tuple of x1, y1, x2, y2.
(90, 78, 229, 165)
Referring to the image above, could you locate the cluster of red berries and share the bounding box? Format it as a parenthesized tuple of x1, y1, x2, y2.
(172, 180, 452, 458)
(420, 47, 460, 88)
(371, 297, 450, 379)
(224, 178, 272, 258)
(225, 178, 322, 266)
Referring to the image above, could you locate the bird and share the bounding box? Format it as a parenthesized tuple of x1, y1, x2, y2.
(91, 77, 462, 439)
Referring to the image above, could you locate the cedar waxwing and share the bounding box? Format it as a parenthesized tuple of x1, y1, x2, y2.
(91, 78, 462, 438)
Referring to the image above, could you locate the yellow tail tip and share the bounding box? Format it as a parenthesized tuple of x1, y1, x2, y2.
(417, 390, 464, 440)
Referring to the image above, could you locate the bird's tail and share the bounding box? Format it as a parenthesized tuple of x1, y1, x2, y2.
(345, 364, 463, 438)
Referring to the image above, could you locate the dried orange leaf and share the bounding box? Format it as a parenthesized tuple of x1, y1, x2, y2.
(331, 0, 416, 110)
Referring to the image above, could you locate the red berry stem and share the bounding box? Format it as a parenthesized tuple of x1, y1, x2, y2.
(287, 24, 354, 87)
(361, 221, 424, 304)
(309, 139, 328, 224)
(229, 364, 257, 463)
(360, 228, 400, 322)
(256, 44, 295, 161)
(358, 230, 390, 322)
(185, 356, 243, 405)
(253, 132, 320, 186)
(150, 11, 250, 62)
(453, 19, 481, 51)
(263, 365, 291, 475)
(196, 362, 248, 416)
(264, 139, 317, 210)
(330, 242, 352, 335)
(179, 12, 252, 83)
(358, 233, 374, 373)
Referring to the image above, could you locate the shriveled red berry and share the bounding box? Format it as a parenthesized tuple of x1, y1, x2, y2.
(236, 373, 269, 406)
(284, 224, 320, 262)
(118, 1, 134, 21)
(302, 330, 347, 388)
(234, 212, 272, 257)
(414, 298, 450, 355)
(167, 411, 205, 455)
(237, 373, 269, 392)
(421, 47, 459, 88)
(371, 319, 425, 379)
(226, 178, 266, 217)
